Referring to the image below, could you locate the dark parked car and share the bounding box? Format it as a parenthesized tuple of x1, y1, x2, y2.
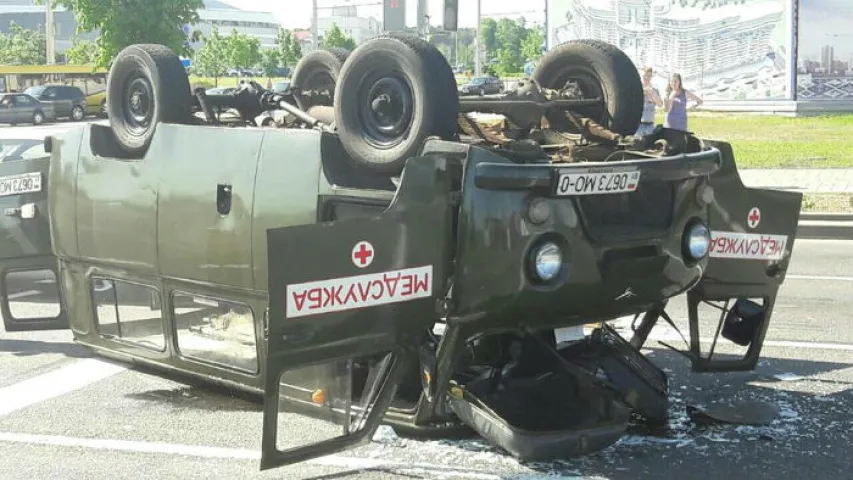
(0, 93, 55, 125)
(23, 84, 88, 121)
(459, 75, 503, 95)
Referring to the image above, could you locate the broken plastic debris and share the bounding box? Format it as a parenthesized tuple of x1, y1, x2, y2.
(687, 400, 779, 426)
(372, 424, 399, 444)
(772, 373, 803, 382)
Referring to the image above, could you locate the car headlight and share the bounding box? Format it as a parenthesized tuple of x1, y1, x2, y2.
(532, 242, 563, 281)
(684, 221, 711, 260)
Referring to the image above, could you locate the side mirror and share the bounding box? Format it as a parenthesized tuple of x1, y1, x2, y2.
(443, 0, 458, 31)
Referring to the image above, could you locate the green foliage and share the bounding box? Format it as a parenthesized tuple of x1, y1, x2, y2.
(260, 48, 281, 78)
(520, 26, 545, 63)
(222, 29, 261, 70)
(0, 22, 47, 65)
(40, 0, 204, 67)
(480, 18, 497, 54)
(323, 23, 356, 51)
(275, 28, 303, 68)
(191, 26, 228, 83)
(64, 38, 100, 65)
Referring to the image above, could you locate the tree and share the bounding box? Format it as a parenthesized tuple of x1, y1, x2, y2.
(223, 29, 262, 71)
(39, 0, 204, 67)
(191, 26, 229, 84)
(323, 23, 356, 51)
(0, 22, 47, 65)
(260, 48, 281, 78)
(493, 18, 526, 75)
(275, 28, 303, 68)
(65, 38, 100, 65)
(480, 18, 498, 57)
(520, 26, 545, 63)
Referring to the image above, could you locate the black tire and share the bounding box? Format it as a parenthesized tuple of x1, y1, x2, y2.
(381, 32, 459, 141)
(107, 44, 192, 156)
(290, 47, 350, 110)
(533, 39, 643, 136)
(334, 35, 458, 174)
(71, 105, 85, 121)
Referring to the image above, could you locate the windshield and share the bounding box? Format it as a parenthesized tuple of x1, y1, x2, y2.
(0, 140, 47, 162)
(469, 77, 487, 85)
(24, 86, 46, 96)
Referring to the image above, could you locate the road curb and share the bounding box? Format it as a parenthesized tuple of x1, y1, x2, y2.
(797, 214, 853, 240)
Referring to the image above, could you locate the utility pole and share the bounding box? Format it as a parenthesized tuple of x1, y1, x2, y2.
(475, 0, 481, 75)
(416, 0, 427, 36)
(45, 0, 56, 64)
(312, 0, 319, 52)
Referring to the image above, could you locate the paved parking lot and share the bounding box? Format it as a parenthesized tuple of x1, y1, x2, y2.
(1, 122, 852, 478)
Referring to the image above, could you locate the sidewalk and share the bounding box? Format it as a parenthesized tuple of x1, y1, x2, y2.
(738, 168, 853, 193)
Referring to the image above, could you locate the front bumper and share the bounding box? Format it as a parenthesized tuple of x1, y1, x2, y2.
(444, 144, 722, 333)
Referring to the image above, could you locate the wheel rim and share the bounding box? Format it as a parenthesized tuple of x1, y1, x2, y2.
(540, 65, 607, 124)
(359, 75, 414, 149)
(34, 113, 43, 123)
(123, 75, 154, 135)
(73, 107, 83, 120)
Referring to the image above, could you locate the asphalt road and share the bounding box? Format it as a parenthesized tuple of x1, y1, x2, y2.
(1, 121, 852, 478)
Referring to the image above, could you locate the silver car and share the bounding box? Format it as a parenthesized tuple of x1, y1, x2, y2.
(0, 93, 56, 126)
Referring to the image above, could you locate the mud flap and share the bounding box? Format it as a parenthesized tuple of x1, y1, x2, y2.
(682, 140, 802, 372)
(259, 155, 457, 470)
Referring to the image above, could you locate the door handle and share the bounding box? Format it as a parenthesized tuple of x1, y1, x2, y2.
(216, 184, 231, 215)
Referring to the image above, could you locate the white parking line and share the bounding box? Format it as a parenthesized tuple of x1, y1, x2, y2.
(0, 432, 582, 479)
(0, 358, 127, 416)
(786, 274, 853, 282)
(7, 289, 40, 300)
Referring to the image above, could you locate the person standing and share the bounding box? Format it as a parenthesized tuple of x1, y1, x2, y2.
(636, 67, 662, 137)
(664, 73, 702, 132)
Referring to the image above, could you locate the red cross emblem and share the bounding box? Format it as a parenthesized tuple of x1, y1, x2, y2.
(352, 241, 374, 268)
(747, 207, 761, 229)
(389, 0, 399, 7)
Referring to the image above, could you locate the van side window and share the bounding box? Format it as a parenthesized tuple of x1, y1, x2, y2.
(91, 278, 166, 351)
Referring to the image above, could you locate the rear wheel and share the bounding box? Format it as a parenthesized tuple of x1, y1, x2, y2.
(106, 44, 192, 156)
(290, 47, 350, 111)
(32, 111, 44, 125)
(533, 39, 643, 136)
(334, 35, 459, 174)
(71, 105, 85, 121)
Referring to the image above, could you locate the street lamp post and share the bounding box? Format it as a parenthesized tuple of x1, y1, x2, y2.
(45, 0, 55, 64)
(475, 0, 481, 75)
(312, 0, 319, 51)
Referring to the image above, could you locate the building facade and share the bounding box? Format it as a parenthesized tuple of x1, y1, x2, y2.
(0, 0, 279, 59)
(548, 0, 853, 108)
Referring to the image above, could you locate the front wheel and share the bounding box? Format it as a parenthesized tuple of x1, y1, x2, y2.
(533, 39, 643, 136)
(334, 34, 458, 174)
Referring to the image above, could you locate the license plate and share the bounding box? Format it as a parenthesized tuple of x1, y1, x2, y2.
(555, 168, 640, 196)
(0, 172, 42, 197)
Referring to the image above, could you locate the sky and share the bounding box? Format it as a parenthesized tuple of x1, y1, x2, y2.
(217, 0, 547, 30)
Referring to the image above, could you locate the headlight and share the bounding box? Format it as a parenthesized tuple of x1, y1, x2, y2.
(684, 221, 711, 260)
(532, 242, 563, 281)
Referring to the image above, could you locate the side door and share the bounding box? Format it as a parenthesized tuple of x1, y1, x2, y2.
(683, 140, 802, 372)
(41, 87, 69, 117)
(11, 95, 32, 124)
(259, 155, 456, 470)
(0, 138, 68, 332)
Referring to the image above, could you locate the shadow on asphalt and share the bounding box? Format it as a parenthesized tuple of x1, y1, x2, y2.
(0, 338, 91, 358)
